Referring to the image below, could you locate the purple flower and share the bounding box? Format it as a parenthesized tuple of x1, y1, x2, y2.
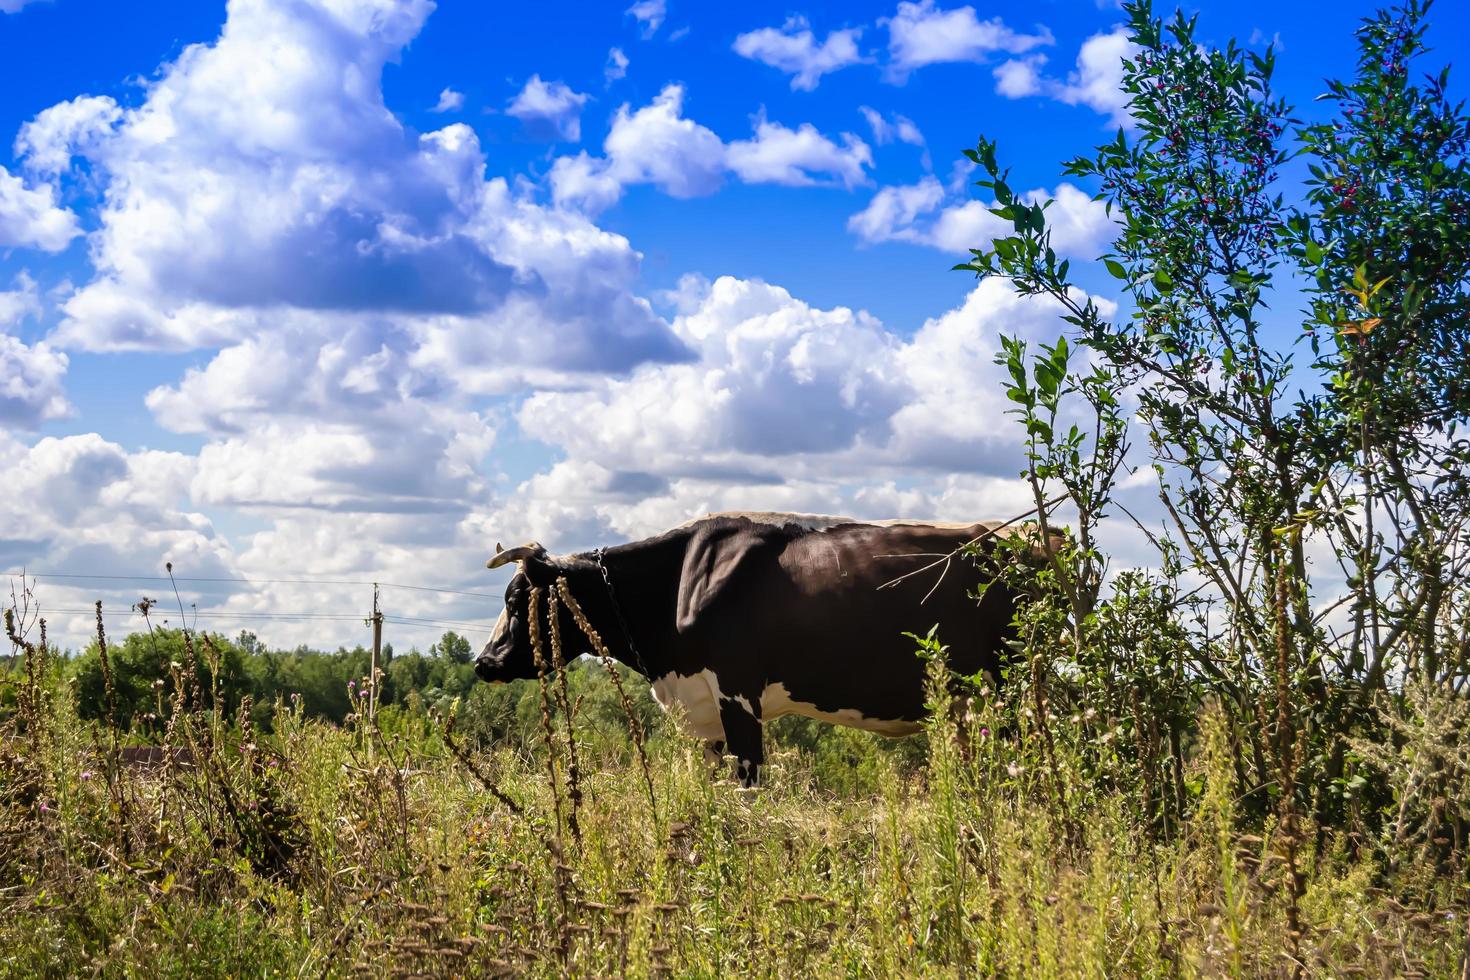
(80, 770, 95, 782)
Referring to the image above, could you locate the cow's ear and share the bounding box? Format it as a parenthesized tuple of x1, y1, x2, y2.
(675, 523, 777, 633)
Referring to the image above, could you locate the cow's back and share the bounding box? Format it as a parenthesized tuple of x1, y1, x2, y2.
(673, 514, 1020, 731)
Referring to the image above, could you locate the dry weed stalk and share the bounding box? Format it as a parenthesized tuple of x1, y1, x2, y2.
(556, 575, 657, 817)
(440, 700, 522, 814)
(547, 587, 583, 848)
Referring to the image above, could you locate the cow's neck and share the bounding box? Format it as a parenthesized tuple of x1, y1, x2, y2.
(556, 533, 688, 680)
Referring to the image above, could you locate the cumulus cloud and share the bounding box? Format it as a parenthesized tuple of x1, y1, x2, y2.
(605, 47, 629, 83)
(992, 54, 1047, 98)
(0, 164, 80, 252)
(994, 27, 1138, 128)
(0, 431, 231, 622)
(733, 16, 863, 91)
(520, 275, 909, 477)
(848, 177, 1114, 257)
(845, 176, 946, 245)
(600, 84, 726, 198)
(1054, 27, 1137, 126)
(506, 75, 589, 141)
(858, 106, 923, 148)
(858, 106, 929, 169)
(0, 275, 70, 426)
(549, 85, 872, 214)
(13, 94, 122, 178)
(626, 0, 665, 38)
(14, 0, 682, 376)
(726, 115, 871, 189)
(881, 0, 1053, 82)
(431, 87, 465, 112)
(517, 274, 1101, 483)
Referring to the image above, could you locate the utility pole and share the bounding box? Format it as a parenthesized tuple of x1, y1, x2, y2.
(370, 583, 383, 726)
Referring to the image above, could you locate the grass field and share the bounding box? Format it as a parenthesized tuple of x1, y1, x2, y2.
(2, 635, 1464, 979)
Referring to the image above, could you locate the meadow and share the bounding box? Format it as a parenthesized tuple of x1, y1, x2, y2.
(0, 613, 1464, 978)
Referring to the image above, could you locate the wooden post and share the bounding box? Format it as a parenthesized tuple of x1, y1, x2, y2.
(370, 583, 383, 726)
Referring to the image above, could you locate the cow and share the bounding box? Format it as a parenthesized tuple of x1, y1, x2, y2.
(474, 512, 1044, 787)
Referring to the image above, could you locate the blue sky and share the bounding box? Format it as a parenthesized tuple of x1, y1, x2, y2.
(1, 0, 1465, 650)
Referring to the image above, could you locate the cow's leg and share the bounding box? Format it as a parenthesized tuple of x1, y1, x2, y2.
(703, 739, 726, 768)
(717, 697, 763, 789)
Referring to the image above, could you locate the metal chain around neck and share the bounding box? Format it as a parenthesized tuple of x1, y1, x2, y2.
(592, 548, 653, 678)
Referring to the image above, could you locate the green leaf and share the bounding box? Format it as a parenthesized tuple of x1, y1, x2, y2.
(1104, 258, 1129, 280)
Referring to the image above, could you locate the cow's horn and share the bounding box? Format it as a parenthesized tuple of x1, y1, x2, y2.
(487, 542, 543, 569)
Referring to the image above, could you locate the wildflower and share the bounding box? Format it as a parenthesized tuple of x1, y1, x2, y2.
(80, 770, 95, 782)
(1007, 763, 1023, 778)
(979, 727, 990, 739)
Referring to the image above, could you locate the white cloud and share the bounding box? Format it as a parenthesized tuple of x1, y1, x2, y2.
(19, 0, 681, 375)
(549, 152, 626, 214)
(0, 432, 229, 616)
(845, 175, 945, 245)
(994, 27, 1138, 128)
(517, 274, 1104, 483)
(881, 0, 1053, 82)
(993, 54, 1047, 98)
(1055, 27, 1137, 127)
(0, 164, 80, 252)
(0, 271, 42, 326)
(13, 94, 122, 179)
(858, 106, 924, 148)
(601, 84, 726, 198)
(726, 115, 872, 189)
(605, 47, 629, 83)
(733, 16, 863, 91)
(849, 178, 1114, 258)
(626, 0, 665, 38)
(506, 75, 590, 142)
(431, 87, 465, 112)
(548, 85, 873, 214)
(858, 106, 928, 168)
(519, 275, 909, 476)
(0, 0, 47, 11)
(0, 320, 70, 427)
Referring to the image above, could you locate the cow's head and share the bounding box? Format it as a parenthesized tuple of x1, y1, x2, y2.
(476, 541, 559, 683)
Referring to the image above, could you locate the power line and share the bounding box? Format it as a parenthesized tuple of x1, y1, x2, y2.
(1, 570, 504, 601)
(33, 607, 492, 632)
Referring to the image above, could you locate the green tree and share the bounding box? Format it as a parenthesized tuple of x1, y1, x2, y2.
(429, 630, 473, 664)
(961, 0, 1470, 842)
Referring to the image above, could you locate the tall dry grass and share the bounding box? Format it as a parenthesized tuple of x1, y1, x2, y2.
(2, 605, 1465, 978)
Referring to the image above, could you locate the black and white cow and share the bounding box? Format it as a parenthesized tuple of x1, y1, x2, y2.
(475, 512, 1041, 787)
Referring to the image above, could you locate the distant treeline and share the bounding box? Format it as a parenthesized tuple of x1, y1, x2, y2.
(2, 627, 571, 746)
